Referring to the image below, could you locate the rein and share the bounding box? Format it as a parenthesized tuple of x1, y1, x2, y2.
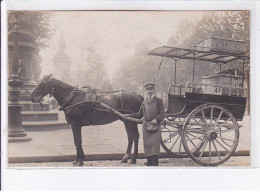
(36, 78, 78, 110)
(34, 79, 50, 108)
(51, 85, 78, 110)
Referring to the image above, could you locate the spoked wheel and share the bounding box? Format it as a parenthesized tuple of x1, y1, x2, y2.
(182, 104, 239, 166)
(160, 117, 187, 157)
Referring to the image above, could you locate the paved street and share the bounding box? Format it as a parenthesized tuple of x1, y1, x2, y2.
(9, 156, 250, 167)
(8, 112, 250, 167)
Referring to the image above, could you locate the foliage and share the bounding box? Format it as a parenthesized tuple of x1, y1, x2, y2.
(168, 11, 249, 52)
(8, 11, 54, 80)
(72, 46, 112, 91)
(167, 11, 250, 83)
(8, 11, 53, 50)
(112, 37, 163, 93)
(112, 11, 250, 97)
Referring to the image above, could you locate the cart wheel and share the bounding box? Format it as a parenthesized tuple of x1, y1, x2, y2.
(160, 117, 203, 157)
(160, 117, 188, 157)
(182, 104, 239, 166)
(160, 124, 186, 157)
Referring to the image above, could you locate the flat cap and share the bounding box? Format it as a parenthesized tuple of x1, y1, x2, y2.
(144, 83, 155, 89)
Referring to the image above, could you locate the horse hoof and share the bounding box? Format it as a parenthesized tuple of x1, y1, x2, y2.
(121, 158, 128, 163)
(73, 161, 84, 166)
(128, 158, 136, 164)
(72, 160, 78, 165)
(73, 159, 84, 166)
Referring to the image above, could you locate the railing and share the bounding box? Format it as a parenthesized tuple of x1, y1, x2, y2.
(168, 82, 247, 97)
(168, 84, 187, 95)
(195, 37, 246, 54)
(184, 81, 248, 97)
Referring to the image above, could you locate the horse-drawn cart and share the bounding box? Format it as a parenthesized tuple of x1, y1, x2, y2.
(31, 37, 249, 166)
(147, 37, 249, 166)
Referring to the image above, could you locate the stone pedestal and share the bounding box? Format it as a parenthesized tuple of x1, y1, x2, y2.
(8, 14, 31, 143)
(8, 13, 70, 136)
(8, 104, 32, 143)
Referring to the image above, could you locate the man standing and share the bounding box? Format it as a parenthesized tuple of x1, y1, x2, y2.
(126, 83, 165, 166)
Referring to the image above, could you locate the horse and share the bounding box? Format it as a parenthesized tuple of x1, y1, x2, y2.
(31, 74, 143, 166)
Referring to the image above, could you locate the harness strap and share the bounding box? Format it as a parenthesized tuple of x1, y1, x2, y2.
(58, 87, 98, 111)
(58, 91, 78, 111)
(85, 89, 97, 101)
(120, 90, 124, 110)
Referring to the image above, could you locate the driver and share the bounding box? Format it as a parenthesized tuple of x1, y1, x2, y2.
(126, 83, 165, 166)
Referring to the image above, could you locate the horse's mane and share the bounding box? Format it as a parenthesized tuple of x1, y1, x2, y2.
(51, 78, 74, 91)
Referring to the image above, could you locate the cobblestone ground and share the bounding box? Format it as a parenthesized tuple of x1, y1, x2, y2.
(9, 156, 250, 168)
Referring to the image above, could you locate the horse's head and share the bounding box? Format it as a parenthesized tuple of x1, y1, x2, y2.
(31, 74, 53, 103)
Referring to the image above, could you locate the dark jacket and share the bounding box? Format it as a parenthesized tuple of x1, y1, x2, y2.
(130, 96, 165, 123)
(130, 96, 165, 157)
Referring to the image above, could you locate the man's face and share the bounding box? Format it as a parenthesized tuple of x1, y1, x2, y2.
(146, 87, 155, 96)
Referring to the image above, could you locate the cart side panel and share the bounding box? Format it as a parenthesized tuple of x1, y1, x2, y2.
(185, 92, 247, 120)
(167, 94, 186, 115)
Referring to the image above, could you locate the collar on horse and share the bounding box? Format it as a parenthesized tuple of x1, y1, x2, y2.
(57, 86, 98, 111)
(55, 86, 79, 111)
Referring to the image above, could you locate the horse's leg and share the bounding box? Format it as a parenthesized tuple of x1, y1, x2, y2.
(128, 123, 139, 164)
(121, 121, 134, 163)
(71, 124, 85, 166)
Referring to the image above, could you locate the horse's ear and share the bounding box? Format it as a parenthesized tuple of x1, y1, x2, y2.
(45, 74, 52, 81)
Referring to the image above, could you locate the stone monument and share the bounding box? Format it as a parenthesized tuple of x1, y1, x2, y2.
(8, 13, 70, 132)
(8, 14, 31, 143)
(53, 32, 72, 82)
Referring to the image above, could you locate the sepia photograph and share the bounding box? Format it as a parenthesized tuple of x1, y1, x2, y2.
(5, 9, 250, 169)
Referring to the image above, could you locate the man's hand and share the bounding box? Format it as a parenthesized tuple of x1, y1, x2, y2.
(150, 119, 157, 125)
(124, 114, 131, 118)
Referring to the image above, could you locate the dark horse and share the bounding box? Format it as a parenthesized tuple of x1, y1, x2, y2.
(31, 74, 143, 166)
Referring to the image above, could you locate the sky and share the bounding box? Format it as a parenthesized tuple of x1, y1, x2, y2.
(40, 11, 204, 79)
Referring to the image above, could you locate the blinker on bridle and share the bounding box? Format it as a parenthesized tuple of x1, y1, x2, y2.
(33, 75, 77, 110)
(34, 78, 51, 108)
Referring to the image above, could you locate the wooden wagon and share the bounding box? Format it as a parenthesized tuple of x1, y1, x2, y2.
(146, 37, 249, 166)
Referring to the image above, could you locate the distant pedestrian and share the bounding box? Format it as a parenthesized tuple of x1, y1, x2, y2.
(126, 83, 165, 166)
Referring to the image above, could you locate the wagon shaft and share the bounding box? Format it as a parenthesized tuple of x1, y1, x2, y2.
(65, 100, 143, 124)
(65, 100, 242, 128)
(165, 120, 242, 128)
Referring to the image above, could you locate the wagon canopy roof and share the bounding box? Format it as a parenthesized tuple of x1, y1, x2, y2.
(147, 46, 249, 64)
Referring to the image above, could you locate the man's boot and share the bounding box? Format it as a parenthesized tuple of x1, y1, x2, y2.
(151, 155, 159, 166)
(144, 156, 152, 166)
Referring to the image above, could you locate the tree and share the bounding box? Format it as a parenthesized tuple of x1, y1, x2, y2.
(8, 11, 54, 80)
(167, 11, 250, 84)
(112, 37, 163, 93)
(112, 11, 250, 105)
(167, 11, 250, 113)
(167, 19, 195, 48)
(112, 36, 179, 103)
(73, 45, 112, 91)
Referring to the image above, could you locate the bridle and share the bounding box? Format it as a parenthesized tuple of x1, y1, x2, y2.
(33, 78, 52, 108)
(33, 77, 78, 110)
